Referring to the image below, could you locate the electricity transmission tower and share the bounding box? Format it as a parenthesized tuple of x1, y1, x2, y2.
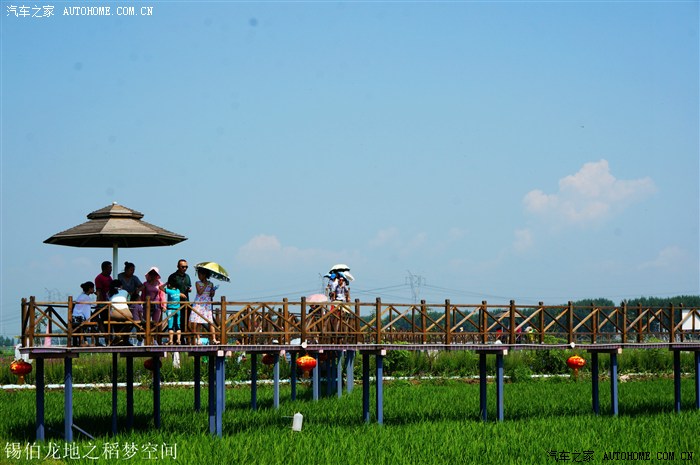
(405, 270, 425, 303)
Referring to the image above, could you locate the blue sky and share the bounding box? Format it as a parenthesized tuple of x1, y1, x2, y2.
(1, 1, 698, 338)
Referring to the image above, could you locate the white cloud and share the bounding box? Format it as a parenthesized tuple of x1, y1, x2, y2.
(638, 246, 687, 270)
(523, 160, 656, 225)
(369, 227, 428, 258)
(512, 228, 533, 253)
(236, 234, 336, 269)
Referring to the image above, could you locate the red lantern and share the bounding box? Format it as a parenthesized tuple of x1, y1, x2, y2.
(566, 355, 586, 370)
(261, 353, 276, 365)
(10, 359, 32, 385)
(296, 355, 317, 374)
(144, 358, 162, 371)
(566, 355, 586, 380)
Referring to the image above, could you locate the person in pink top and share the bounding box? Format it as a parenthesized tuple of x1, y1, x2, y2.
(142, 267, 165, 336)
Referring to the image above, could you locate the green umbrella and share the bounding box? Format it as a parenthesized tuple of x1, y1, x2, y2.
(195, 262, 230, 282)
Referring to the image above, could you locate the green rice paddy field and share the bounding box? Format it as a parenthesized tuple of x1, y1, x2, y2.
(0, 377, 698, 465)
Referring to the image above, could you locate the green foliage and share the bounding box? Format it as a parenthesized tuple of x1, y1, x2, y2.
(0, 379, 698, 465)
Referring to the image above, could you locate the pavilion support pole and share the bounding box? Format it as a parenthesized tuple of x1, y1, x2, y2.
(64, 358, 73, 442)
(194, 355, 201, 412)
(36, 358, 45, 441)
(479, 353, 487, 421)
(362, 352, 370, 423)
(273, 353, 280, 409)
(111, 353, 118, 436)
(674, 349, 682, 413)
(376, 351, 384, 425)
(153, 357, 161, 429)
(112, 244, 118, 279)
(290, 352, 298, 401)
(496, 351, 504, 422)
(126, 357, 134, 430)
(610, 351, 619, 416)
(591, 352, 600, 415)
(251, 353, 258, 410)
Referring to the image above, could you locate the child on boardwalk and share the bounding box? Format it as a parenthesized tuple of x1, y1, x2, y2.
(189, 268, 218, 344)
(162, 280, 185, 345)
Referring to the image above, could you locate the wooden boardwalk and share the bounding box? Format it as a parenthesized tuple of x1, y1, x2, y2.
(16, 297, 700, 440)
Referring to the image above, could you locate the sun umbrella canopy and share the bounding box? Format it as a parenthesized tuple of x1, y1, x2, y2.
(195, 262, 230, 282)
(44, 203, 187, 277)
(307, 293, 328, 303)
(329, 264, 350, 273)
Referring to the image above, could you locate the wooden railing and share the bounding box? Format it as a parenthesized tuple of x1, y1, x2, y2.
(20, 297, 700, 347)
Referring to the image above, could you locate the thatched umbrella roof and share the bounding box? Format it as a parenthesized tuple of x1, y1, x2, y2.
(44, 203, 187, 276)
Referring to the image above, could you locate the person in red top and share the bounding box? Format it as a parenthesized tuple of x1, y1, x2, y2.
(93, 261, 112, 346)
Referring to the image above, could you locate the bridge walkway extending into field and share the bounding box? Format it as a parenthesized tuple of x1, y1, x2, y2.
(16, 297, 700, 440)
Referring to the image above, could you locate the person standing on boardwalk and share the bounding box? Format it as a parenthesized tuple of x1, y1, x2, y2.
(167, 259, 191, 343)
(189, 267, 218, 345)
(93, 260, 112, 345)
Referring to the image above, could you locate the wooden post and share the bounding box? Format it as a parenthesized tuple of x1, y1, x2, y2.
(375, 298, 382, 343)
(567, 301, 574, 344)
(145, 297, 152, 346)
(591, 303, 598, 344)
(354, 299, 361, 344)
(481, 301, 488, 344)
(538, 302, 545, 344)
(509, 300, 516, 344)
(421, 300, 428, 344)
(21, 298, 27, 347)
(670, 303, 676, 343)
(220, 297, 227, 345)
(445, 300, 452, 345)
(637, 303, 643, 343)
(29, 296, 36, 347)
(300, 297, 307, 344)
(622, 301, 628, 343)
(282, 298, 289, 344)
(67, 296, 74, 347)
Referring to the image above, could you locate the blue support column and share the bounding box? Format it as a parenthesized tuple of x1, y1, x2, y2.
(36, 358, 45, 441)
(610, 352, 619, 416)
(251, 353, 258, 410)
(376, 352, 384, 425)
(290, 352, 297, 401)
(312, 355, 319, 401)
(695, 351, 700, 410)
(479, 353, 487, 421)
(273, 354, 280, 409)
(495, 352, 504, 422)
(208, 355, 216, 434)
(153, 357, 161, 429)
(194, 355, 201, 412)
(346, 351, 355, 394)
(674, 350, 682, 412)
(362, 352, 370, 423)
(111, 353, 118, 436)
(215, 354, 224, 437)
(126, 357, 134, 430)
(336, 352, 343, 399)
(591, 352, 600, 415)
(64, 358, 73, 442)
(325, 357, 332, 397)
